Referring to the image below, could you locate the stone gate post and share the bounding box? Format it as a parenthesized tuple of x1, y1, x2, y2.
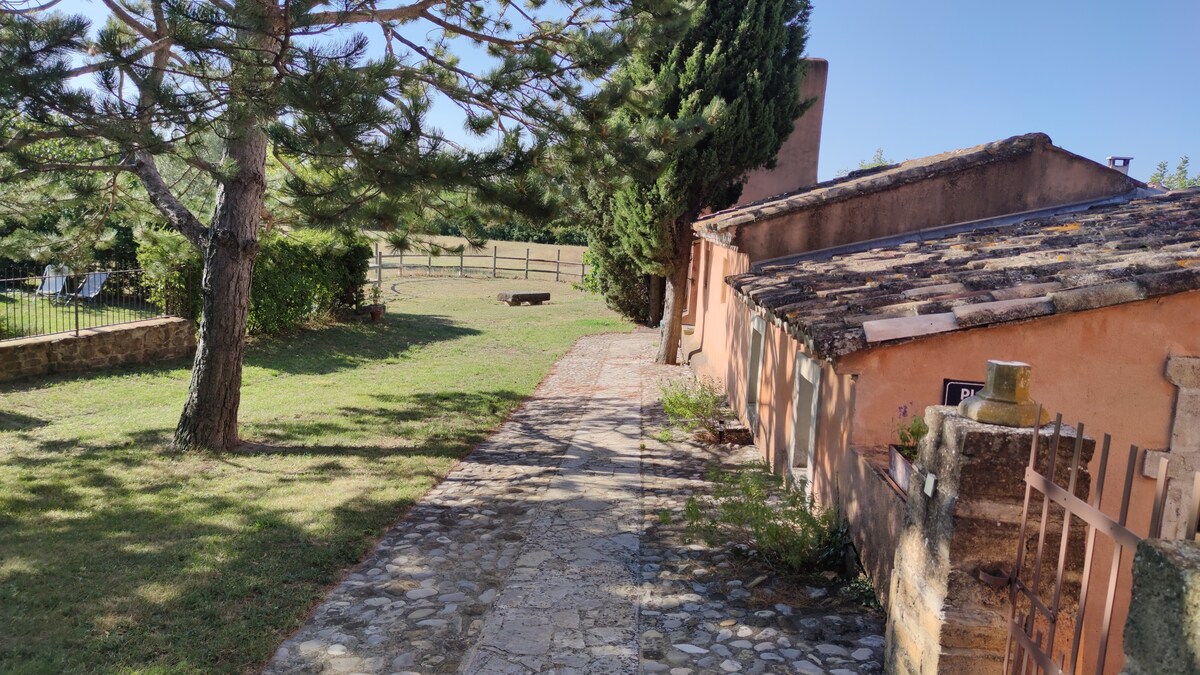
(885, 362, 1094, 674)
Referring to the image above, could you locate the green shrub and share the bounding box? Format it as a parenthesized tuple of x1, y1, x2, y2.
(136, 226, 203, 321)
(683, 462, 848, 574)
(248, 230, 371, 335)
(894, 410, 929, 461)
(138, 228, 372, 336)
(0, 314, 19, 340)
(581, 231, 651, 324)
(660, 378, 726, 437)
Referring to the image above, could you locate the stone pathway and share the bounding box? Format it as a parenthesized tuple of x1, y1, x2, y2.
(266, 332, 883, 674)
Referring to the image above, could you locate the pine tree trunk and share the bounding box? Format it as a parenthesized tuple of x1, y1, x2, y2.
(648, 275, 664, 326)
(173, 125, 266, 451)
(656, 219, 695, 365)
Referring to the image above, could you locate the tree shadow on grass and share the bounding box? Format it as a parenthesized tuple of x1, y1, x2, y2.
(0, 453, 429, 673)
(10, 426, 173, 457)
(0, 312, 478, 395)
(0, 409, 49, 432)
(245, 390, 527, 448)
(247, 313, 479, 376)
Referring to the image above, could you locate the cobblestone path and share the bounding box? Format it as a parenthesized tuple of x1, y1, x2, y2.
(266, 333, 884, 674)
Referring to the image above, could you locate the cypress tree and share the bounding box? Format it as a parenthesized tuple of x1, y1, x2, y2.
(0, 0, 681, 450)
(610, 0, 812, 364)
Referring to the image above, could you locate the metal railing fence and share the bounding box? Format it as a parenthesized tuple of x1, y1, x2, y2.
(0, 267, 165, 342)
(1004, 411, 1200, 675)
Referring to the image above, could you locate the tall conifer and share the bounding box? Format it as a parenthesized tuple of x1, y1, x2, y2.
(610, 0, 812, 364)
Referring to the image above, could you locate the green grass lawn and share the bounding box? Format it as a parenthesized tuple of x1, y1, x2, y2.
(0, 277, 630, 674)
(0, 290, 158, 340)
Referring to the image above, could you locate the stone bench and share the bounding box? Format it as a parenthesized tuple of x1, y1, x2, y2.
(497, 291, 550, 306)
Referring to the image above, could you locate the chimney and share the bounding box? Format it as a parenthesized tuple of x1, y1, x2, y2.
(735, 58, 829, 206)
(1107, 156, 1133, 176)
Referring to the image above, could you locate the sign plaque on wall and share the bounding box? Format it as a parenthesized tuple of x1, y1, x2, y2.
(942, 379, 984, 406)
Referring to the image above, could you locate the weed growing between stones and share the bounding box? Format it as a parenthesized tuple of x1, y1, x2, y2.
(659, 377, 727, 438)
(840, 574, 883, 610)
(683, 462, 849, 574)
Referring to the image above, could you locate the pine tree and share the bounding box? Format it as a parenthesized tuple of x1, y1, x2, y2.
(1150, 157, 1200, 191)
(0, 0, 680, 450)
(608, 0, 812, 364)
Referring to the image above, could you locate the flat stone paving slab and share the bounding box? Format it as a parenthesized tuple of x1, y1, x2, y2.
(266, 332, 883, 674)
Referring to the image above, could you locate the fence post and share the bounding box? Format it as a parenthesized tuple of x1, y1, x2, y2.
(459, 250, 464, 277)
(375, 248, 383, 287)
(492, 246, 498, 277)
(555, 249, 561, 282)
(525, 248, 530, 280)
(428, 252, 433, 276)
(73, 280, 80, 336)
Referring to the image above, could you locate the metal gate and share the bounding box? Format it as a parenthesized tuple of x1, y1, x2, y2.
(1003, 412, 1200, 675)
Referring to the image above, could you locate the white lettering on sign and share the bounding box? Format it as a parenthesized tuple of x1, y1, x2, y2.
(942, 379, 985, 406)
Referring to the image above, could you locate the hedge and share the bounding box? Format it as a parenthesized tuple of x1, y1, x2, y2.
(138, 228, 372, 336)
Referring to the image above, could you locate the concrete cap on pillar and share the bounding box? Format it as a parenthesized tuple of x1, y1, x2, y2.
(958, 360, 1051, 427)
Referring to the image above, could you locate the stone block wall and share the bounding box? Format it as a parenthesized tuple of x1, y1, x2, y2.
(885, 406, 1093, 674)
(1123, 539, 1200, 674)
(0, 318, 194, 382)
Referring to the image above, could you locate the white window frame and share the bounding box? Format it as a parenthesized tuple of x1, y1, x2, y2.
(746, 316, 766, 428)
(789, 350, 822, 491)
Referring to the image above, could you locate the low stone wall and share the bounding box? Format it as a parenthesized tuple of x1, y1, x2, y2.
(0, 318, 194, 382)
(841, 445, 906, 607)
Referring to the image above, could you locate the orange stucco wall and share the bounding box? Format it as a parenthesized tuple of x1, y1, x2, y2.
(729, 145, 1139, 264)
(838, 294, 1200, 454)
(736, 59, 828, 206)
(687, 281, 905, 601)
(837, 291, 1200, 672)
(685, 241, 750, 391)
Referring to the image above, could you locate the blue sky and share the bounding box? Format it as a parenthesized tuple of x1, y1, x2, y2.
(52, 1, 1198, 182)
(806, 0, 1199, 181)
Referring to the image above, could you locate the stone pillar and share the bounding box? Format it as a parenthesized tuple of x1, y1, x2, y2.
(1123, 539, 1200, 674)
(885, 406, 1094, 674)
(1150, 356, 1200, 539)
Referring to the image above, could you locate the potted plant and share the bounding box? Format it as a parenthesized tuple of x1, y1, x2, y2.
(890, 410, 928, 495)
(368, 284, 385, 322)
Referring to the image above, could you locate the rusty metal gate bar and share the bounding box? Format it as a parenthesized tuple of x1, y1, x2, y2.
(1002, 411, 1187, 675)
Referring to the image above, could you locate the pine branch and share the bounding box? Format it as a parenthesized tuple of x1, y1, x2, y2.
(127, 150, 208, 247)
(0, 0, 63, 14)
(306, 1, 439, 27)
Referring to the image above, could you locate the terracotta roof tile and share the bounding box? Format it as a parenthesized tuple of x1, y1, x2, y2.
(729, 190, 1200, 360)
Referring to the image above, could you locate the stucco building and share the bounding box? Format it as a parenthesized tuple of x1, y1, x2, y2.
(683, 132, 1147, 440)
(672, 57, 1200, 674)
(726, 188, 1200, 600)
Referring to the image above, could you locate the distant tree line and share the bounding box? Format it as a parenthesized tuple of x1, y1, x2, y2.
(1150, 157, 1200, 191)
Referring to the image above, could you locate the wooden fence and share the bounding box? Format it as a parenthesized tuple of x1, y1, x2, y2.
(368, 245, 587, 285)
